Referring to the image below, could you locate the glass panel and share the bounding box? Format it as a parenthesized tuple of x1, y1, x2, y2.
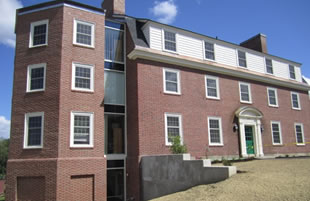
(166, 71, 177, 82)
(165, 41, 176, 52)
(266, 59, 273, 74)
(76, 23, 92, 45)
(167, 128, 179, 143)
(166, 82, 177, 92)
(167, 116, 179, 127)
(272, 124, 280, 143)
(75, 67, 91, 89)
(30, 67, 44, 90)
(107, 169, 124, 201)
(292, 94, 299, 108)
(105, 61, 124, 71)
(238, 51, 247, 67)
(28, 116, 42, 146)
(210, 129, 220, 143)
(107, 160, 124, 168)
(268, 90, 276, 105)
(289, 65, 296, 79)
(74, 115, 90, 144)
(33, 24, 46, 45)
(296, 125, 303, 143)
(105, 115, 125, 154)
(240, 85, 249, 101)
(104, 71, 125, 105)
(105, 20, 124, 30)
(105, 28, 124, 62)
(164, 31, 176, 42)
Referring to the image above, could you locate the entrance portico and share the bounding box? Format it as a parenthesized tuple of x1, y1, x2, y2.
(235, 106, 264, 158)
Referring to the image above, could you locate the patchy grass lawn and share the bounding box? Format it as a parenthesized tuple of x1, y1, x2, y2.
(152, 158, 310, 201)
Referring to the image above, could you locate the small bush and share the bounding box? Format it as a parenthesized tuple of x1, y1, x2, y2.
(222, 159, 232, 166)
(169, 136, 188, 154)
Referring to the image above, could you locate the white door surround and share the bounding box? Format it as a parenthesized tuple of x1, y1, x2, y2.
(235, 106, 264, 158)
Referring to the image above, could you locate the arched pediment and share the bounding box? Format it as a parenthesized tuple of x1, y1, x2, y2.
(235, 106, 263, 119)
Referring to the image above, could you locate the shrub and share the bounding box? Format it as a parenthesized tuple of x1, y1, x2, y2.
(222, 159, 232, 166)
(169, 136, 188, 154)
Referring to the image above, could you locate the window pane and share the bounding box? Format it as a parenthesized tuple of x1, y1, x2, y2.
(33, 24, 47, 46)
(240, 84, 249, 101)
(167, 116, 179, 127)
(208, 88, 217, 97)
(210, 129, 220, 143)
(105, 115, 125, 154)
(296, 125, 303, 143)
(165, 41, 176, 52)
(107, 169, 124, 201)
(164, 31, 176, 51)
(167, 128, 179, 143)
(75, 66, 91, 89)
(266, 59, 273, 74)
(268, 90, 276, 105)
(104, 71, 125, 105)
(209, 119, 219, 129)
(289, 65, 296, 79)
(205, 42, 215, 60)
(272, 123, 280, 144)
(166, 71, 177, 82)
(76, 22, 92, 46)
(238, 51, 247, 67)
(164, 31, 175, 42)
(292, 94, 299, 108)
(105, 28, 124, 62)
(28, 116, 42, 146)
(74, 115, 90, 144)
(166, 82, 178, 92)
(30, 67, 44, 90)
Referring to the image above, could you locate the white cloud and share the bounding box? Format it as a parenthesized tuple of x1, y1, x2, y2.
(0, 116, 10, 139)
(0, 0, 23, 48)
(150, 0, 178, 24)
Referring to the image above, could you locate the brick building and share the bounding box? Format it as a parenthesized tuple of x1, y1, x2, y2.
(6, 0, 310, 200)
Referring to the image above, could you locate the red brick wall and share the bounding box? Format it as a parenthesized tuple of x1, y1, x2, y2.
(17, 176, 45, 201)
(131, 59, 310, 158)
(8, 5, 107, 201)
(70, 175, 94, 201)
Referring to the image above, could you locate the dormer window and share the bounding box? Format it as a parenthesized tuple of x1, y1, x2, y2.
(163, 30, 176, 52)
(204, 42, 215, 60)
(265, 58, 273, 74)
(238, 50, 247, 67)
(289, 65, 296, 80)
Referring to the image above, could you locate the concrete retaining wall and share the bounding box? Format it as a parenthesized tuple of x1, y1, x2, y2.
(140, 154, 236, 201)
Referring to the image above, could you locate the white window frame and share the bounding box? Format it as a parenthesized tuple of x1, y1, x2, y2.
(265, 58, 274, 75)
(291, 92, 301, 110)
(289, 65, 296, 80)
(162, 29, 177, 53)
(205, 75, 220, 100)
(24, 112, 44, 149)
(73, 19, 95, 48)
(164, 113, 183, 146)
(70, 112, 94, 148)
(163, 68, 181, 95)
(237, 50, 247, 68)
(29, 19, 49, 48)
(239, 82, 252, 104)
(270, 121, 282, 145)
(204, 41, 215, 61)
(71, 63, 94, 92)
(267, 87, 278, 107)
(26, 63, 46, 93)
(207, 116, 223, 146)
(294, 123, 305, 146)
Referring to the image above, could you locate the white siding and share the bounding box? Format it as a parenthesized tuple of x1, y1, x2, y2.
(178, 34, 203, 59)
(215, 44, 237, 67)
(149, 26, 162, 50)
(247, 53, 265, 73)
(273, 60, 289, 79)
(295, 67, 302, 82)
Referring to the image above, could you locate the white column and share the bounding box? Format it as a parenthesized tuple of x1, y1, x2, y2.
(239, 122, 248, 158)
(256, 121, 264, 157)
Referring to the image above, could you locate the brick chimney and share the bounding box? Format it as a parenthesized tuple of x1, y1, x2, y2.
(240, 33, 268, 54)
(102, 0, 125, 17)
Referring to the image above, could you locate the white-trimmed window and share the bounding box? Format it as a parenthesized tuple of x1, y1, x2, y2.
(238, 50, 247, 67)
(163, 30, 177, 52)
(204, 42, 215, 60)
(291, 92, 301, 110)
(27, 63, 46, 92)
(165, 113, 183, 146)
(239, 82, 252, 103)
(265, 58, 273, 74)
(70, 112, 94, 148)
(294, 123, 305, 145)
(205, 75, 220, 99)
(208, 117, 223, 146)
(163, 68, 181, 95)
(73, 19, 95, 48)
(72, 63, 94, 92)
(24, 112, 44, 149)
(267, 88, 278, 107)
(29, 20, 48, 48)
(289, 65, 296, 80)
(271, 121, 282, 145)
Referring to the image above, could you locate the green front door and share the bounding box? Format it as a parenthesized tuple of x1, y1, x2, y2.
(245, 126, 254, 154)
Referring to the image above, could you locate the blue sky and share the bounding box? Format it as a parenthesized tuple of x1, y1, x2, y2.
(0, 0, 309, 138)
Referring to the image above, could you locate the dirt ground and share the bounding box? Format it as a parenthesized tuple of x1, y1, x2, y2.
(152, 158, 310, 201)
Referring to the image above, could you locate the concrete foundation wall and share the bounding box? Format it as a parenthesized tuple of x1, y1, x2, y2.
(140, 154, 235, 201)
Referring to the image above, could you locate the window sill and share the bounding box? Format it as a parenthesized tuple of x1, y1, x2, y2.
(26, 90, 45, 94)
(70, 146, 94, 149)
(71, 89, 94, 94)
(272, 144, 283, 146)
(296, 143, 305, 146)
(203, 58, 216, 62)
(206, 97, 220, 101)
(23, 146, 43, 149)
(163, 49, 178, 55)
(240, 101, 252, 105)
(268, 105, 279, 108)
(209, 144, 224, 147)
(292, 107, 301, 111)
(73, 43, 95, 49)
(29, 44, 48, 48)
(164, 91, 181, 96)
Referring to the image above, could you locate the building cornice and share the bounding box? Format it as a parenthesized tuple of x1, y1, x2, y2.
(128, 46, 310, 92)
